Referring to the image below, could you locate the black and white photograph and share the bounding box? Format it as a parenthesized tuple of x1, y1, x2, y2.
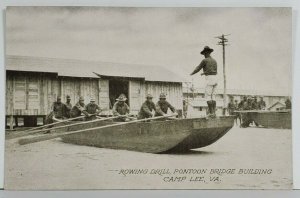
(3, 6, 292, 189)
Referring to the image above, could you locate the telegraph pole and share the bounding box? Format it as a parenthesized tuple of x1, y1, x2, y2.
(216, 34, 230, 115)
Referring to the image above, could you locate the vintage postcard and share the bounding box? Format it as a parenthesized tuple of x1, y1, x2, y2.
(4, 7, 292, 189)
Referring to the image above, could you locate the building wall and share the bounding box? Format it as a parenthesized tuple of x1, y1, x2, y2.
(6, 71, 100, 116)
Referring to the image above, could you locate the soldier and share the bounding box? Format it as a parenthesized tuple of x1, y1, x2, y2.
(70, 96, 87, 119)
(155, 93, 176, 116)
(137, 94, 156, 119)
(252, 96, 259, 110)
(258, 97, 266, 110)
(45, 96, 66, 124)
(190, 46, 218, 117)
(52, 96, 66, 121)
(285, 97, 291, 109)
(238, 96, 248, 110)
(227, 97, 235, 116)
(84, 98, 102, 120)
(183, 99, 188, 118)
(65, 95, 72, 118)
(112, 94, 130, 122)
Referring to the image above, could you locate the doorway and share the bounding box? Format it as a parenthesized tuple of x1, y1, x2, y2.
(109, 79, 129, 108)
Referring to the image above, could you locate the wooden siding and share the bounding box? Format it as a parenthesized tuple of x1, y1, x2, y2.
(145, 81, 183, 110)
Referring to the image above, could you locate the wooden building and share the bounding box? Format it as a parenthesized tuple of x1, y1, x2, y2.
(6, 55, 184, 128)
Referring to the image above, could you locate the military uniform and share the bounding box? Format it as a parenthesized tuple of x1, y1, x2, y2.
(285, 99, 291, 109)
(65, 102, 72, 118)
(155, 100, 175, 116)
(258, 99, 266, 110)
(190, 46, 218, 117)
(227, 101, 235, 115)
(138, 101, 156, 119)
(70, 102, 86, 118)
(84, 99, 101, 120)
(52, 102, 66, 119)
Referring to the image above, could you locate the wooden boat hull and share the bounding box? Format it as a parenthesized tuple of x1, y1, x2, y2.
(61, 116, 235, 153)
(239, 111, 291, 129)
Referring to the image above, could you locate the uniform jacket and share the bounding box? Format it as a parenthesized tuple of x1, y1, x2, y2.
(65, 102, 72, 118)
(155, 100, 175, 116)
(138, 101, 156, 119)
(112, 101, 130, 116)
(84, 103, 101, 114)
(70, 102, 86, 118)
(52, 102, 66, 119)
(191, 56, 217, 76)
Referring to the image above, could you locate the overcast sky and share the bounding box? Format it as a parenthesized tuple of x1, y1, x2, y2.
(6, 7, 292, 95)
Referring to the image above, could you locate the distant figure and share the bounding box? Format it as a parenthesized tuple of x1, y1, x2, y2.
(285, 98, 291, 109)
(258, 97, 266, 110)
(155, 93, 176, 116)
(65, 95, 72, 118)
(70, 96, 87, 119)
(84, 98, 102, 120)
(227, 97, 235, 116)
(251, 96, 259, 110)
(183, 99, 188, 118)
(138, 94, 156, 119)
(234, 99, 241, 126)
(238, 96, 248, 110)
(112, 94, 130, 122)
(190, 46, 218, 117)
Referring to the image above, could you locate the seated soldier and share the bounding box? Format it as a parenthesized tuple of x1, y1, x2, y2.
(138, 94, 156, 119)
(45, 96, 66, 124)
(70, 96, 88, 119)
(155, 93, 176, 116)
(84, 98, 102, 120)
(64, 95, 72, 118)
(112, 94, 131, 122)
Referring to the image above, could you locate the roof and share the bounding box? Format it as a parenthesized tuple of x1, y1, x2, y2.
(182, 87, 290, 97)
(6, 55, 185, 83)
(267, 101, 286, 110)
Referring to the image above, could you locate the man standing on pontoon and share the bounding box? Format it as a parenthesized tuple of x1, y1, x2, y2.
(190, 46, 218, 117)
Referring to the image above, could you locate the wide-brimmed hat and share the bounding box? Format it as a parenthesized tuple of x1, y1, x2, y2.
(200, 46, 214, 55)
(90, 98, 95, 102)
(79, 96, 84, 101)
(159, 93, 167, 99)
(66, 95, 71, 99)
(146, 94, 153, 98)
(57, 96, 61, 100)
(116, 94, 127, 101)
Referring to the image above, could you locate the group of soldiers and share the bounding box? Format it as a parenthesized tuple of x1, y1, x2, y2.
(227, 96, 266, 127)
(47, 93, 177, 123)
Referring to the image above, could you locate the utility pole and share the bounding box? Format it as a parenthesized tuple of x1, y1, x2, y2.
(216, 34, 230, 115)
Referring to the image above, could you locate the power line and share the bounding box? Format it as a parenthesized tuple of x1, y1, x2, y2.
(216, 34, 230, 115)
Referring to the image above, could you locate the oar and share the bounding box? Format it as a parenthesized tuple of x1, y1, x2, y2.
(18, 114, 177, 145)
(19, 115, 86, 133)
(21, 115, 121, 135)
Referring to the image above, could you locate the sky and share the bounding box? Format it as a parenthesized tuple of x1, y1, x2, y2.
(5, 7, 292, 95)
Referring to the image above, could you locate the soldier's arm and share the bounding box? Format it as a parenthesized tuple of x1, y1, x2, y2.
(190, 60, 205, 75)
(167, 102, 176, 113)
(125, 103, 130, 114)
(112, 103, 120, 116)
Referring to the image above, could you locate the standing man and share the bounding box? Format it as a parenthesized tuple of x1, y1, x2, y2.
(227, 96, 236, 116)
(252, 96, 259, 110)
(155, 93, 176, 116)
(137, 94, 156, 119)
(64, 95, 72, 118)
(70, 96, 87, 119)
(258, 97, 266, 110)
(84, 98, 102, 120)
(285, 97, 292, 109)
(183, 99, 188, 118)
(190, 46, 218, 117)
(112, 94, 130, 122)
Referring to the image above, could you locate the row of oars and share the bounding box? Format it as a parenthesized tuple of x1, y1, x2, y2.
(18, 114, 178, 145)
(9, 115, 127, 139)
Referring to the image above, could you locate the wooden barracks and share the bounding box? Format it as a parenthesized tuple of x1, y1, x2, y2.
(6, 55, 184, 129)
